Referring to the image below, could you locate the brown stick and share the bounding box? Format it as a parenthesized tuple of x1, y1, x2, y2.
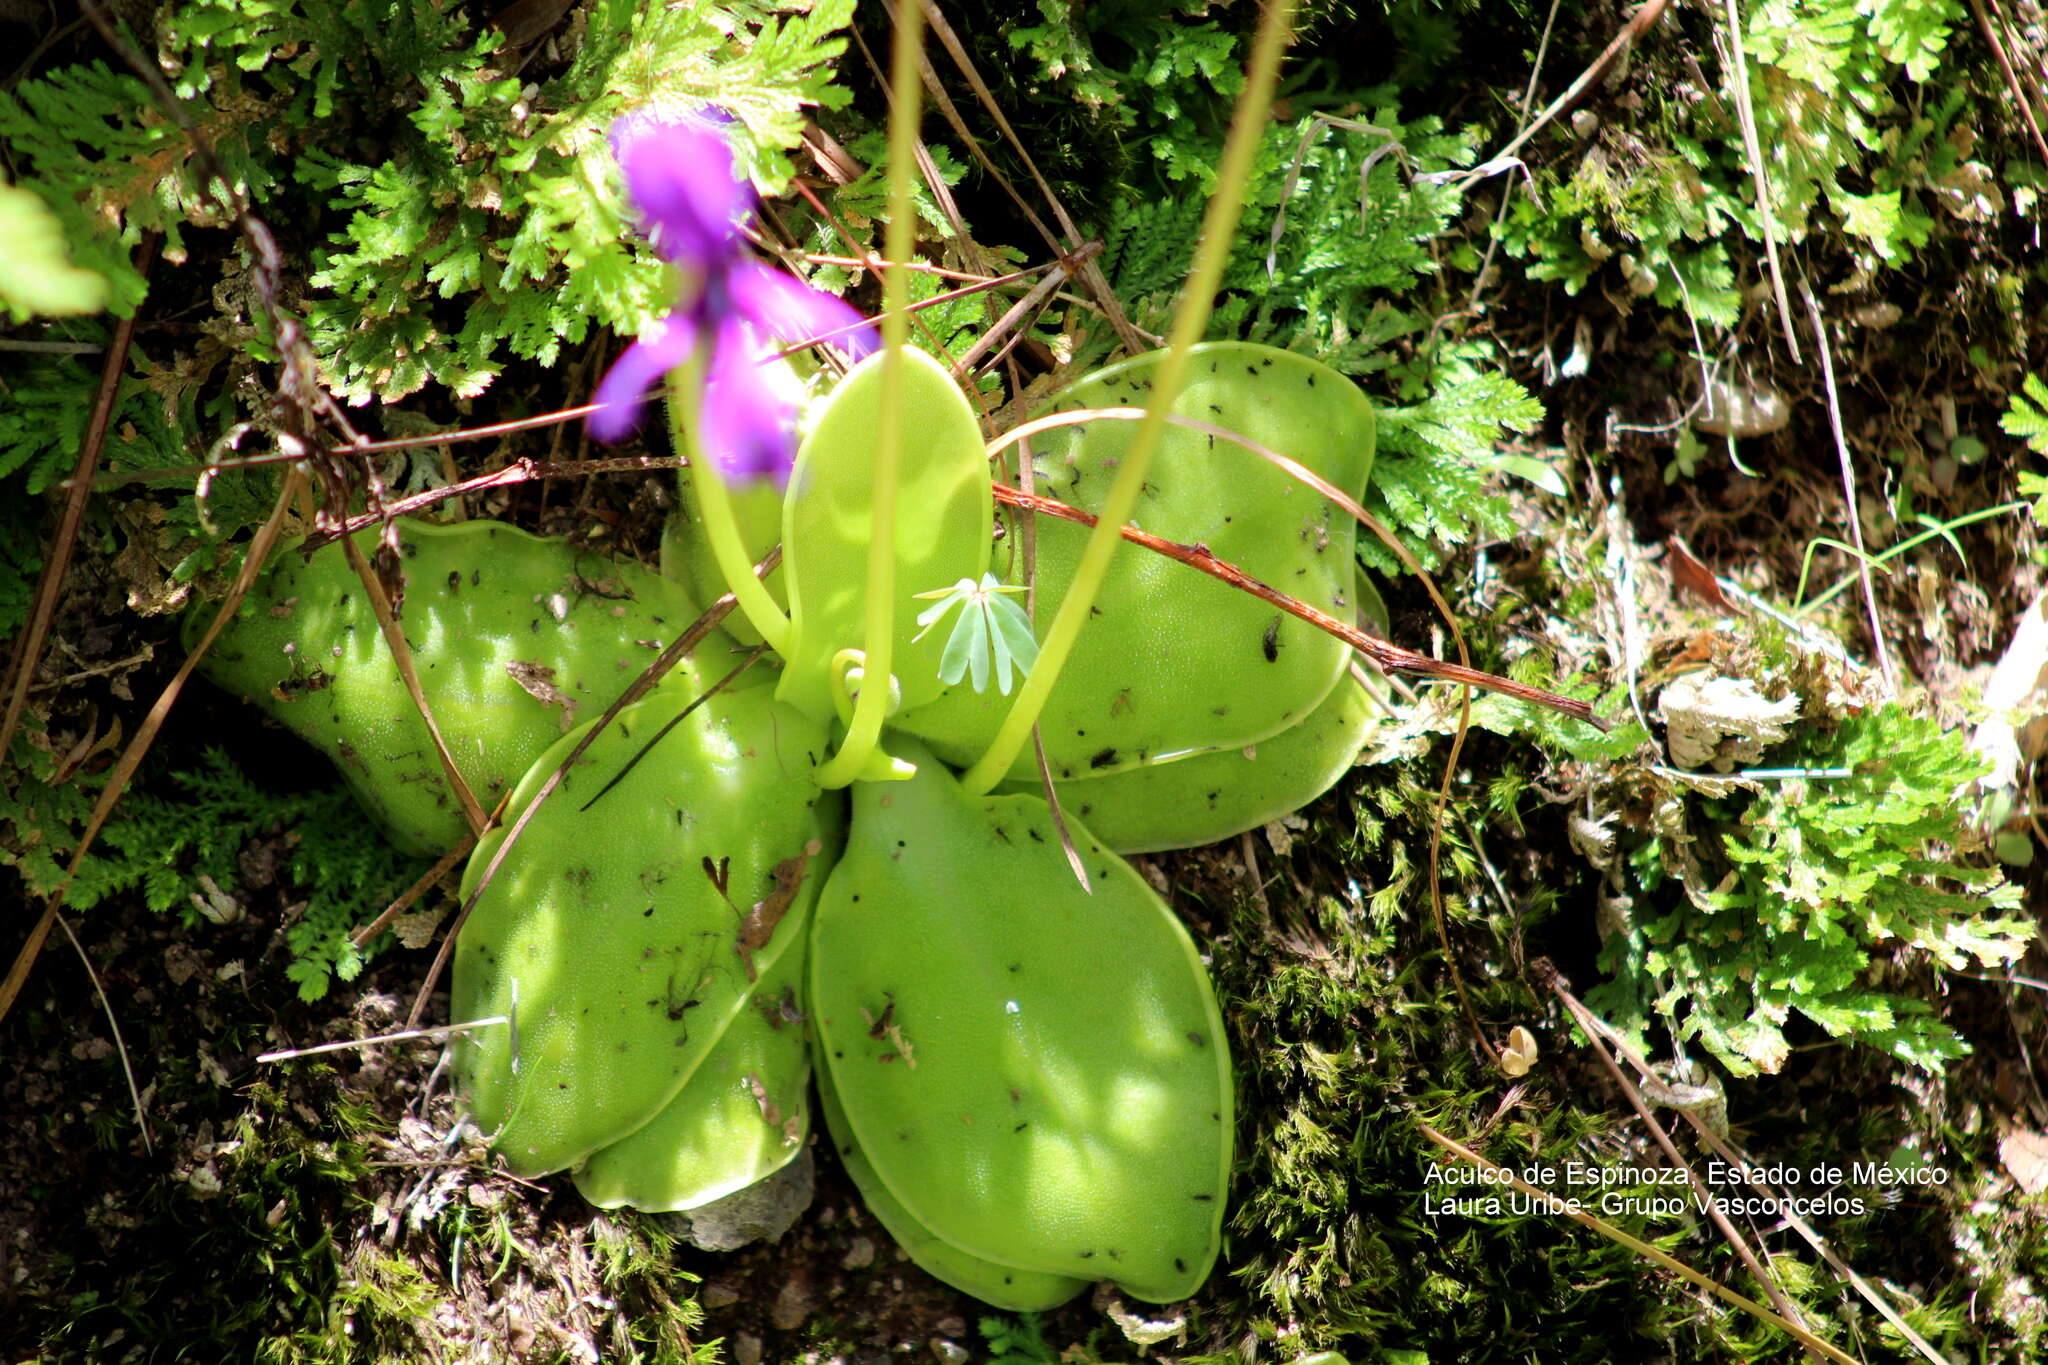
(990, 483, 1611, 731)
(0, 467, 309, 1031)
(0, 235, 159, 770)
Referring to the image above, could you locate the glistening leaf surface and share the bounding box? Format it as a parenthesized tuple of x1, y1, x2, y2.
(810, 742, 1233, 1301)
(452, 686, 838, 1176)
(895, 341, 1375, 781)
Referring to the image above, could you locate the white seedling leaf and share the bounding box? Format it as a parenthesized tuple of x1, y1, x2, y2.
(913, 573, 1038, 696)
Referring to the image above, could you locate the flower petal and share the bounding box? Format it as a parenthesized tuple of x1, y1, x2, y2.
(611, 113, 750, 267)
(589, 318, 696, 442)
(699, 322, 799, 484)
(729, 262, 878, 359)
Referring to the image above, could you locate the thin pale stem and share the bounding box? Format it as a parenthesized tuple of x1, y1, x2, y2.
(990, 483, 1607, 730)
(814, 0, 924, 789)
(960, 0, 1300, 795)
(340, 531, 490, 837)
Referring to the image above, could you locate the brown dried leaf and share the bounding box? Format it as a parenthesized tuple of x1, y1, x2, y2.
(734, 839, 821, 981)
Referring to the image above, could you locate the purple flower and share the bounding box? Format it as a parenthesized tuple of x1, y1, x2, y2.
(592, 113, 878, 483)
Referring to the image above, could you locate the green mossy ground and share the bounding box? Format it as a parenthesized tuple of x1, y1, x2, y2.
(6, 1, 2048, 1362)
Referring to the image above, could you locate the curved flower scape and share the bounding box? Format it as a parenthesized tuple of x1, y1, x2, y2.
(590, 112, 877, 483)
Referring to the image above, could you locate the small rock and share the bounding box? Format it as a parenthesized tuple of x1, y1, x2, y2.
(934, 1318, 967, 1339)
(163, 943, 205, 986)
(700, 1281, 740, 1310)
(669, 1150, 815, 1251)
(929, 1340, 969, 1365)
(1693, 371, 1791, 439)
(735, 1334, 763, 1365)
(770, 1277, 813, 1333)
(1095, 1283, 1186, 1346)
(840, 1236, 876, 1270)
(505, 1309, 537, 1355)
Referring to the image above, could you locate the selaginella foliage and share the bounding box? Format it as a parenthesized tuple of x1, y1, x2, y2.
(0, 0, 856, 402)
(993, 3, 1544, 573)
(1, 737, 420, 1000)
(1590, 702, 2030, 1077)
(1496, 0, 1989, 325)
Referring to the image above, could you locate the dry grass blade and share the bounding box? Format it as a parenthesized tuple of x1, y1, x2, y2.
(916, 0, 1147, 354)
(1465, 0, 1669, 180)
(256, 1016, 508, 1064)
(895, 0, 1056, 252)
(1554, 980, 1960, 1365)
(1971, 0, 2048, 169)
(1803, 284, 1897, 694)
(1719, 0, 1802, 362)
(80, 418, 648, 492)
(337, 530, 491, 837)
(1416, 1123, 1861, 1364)
(1466, 0, 1564, 313)
(856, 1, 991, 283)
(1267, 115, 1408, 280)
(303, 456, 685, 535)
(0, 466, 307, 1032)
(405, 552, 775, 1027)
(949, 243, 1102, 379)
(0, 236, 157, 772)
(55, 909, 153, 1153)
(1532, 969, 1818, 1350)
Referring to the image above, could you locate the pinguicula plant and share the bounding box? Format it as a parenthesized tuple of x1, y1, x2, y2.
(190, 0, 1504, 1310)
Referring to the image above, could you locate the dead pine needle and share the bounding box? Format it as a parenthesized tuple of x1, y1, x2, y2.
(1719, 0, 1802, 362)
(56, 910, 154, 1155)
(1534, 965, 1816, 1347)
(1551, 978, 1958, 1365)
(0, 466, 311, 1033)
(256, 1016, 509, 1065)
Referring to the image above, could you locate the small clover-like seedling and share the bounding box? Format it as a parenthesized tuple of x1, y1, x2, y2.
(911, 573, 1039, 696)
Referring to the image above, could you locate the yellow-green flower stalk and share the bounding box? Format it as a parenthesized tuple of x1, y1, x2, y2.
(814, 0, 926, 789)
(960, 0, 1302, 796)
